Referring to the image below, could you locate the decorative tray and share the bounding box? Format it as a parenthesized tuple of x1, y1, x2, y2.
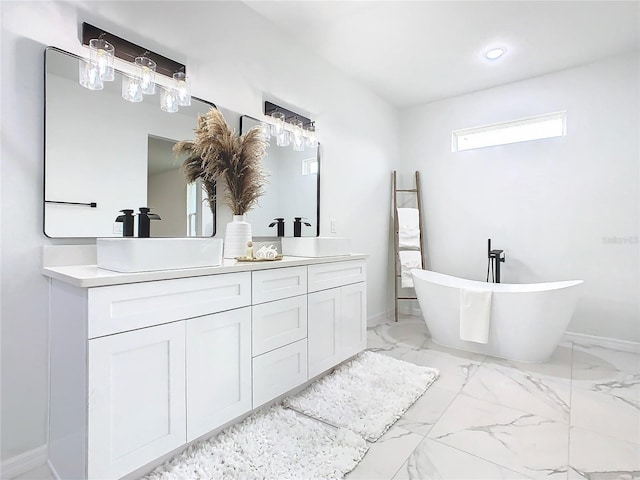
(235, 255, 283, 262)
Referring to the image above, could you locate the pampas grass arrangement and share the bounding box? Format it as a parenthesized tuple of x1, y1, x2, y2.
(174, 108, 269, 216)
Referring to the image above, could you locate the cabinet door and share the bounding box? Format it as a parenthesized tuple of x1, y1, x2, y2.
(308, 288, 341, 378)
(340, 282, 367, 361)
(186, 307, 251, 442)
(88, 322, 186, 480)
(252, 339, 308, 408)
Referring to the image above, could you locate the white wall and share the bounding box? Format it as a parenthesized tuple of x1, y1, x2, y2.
(400, 52, 639, 342)
(0, 0, 398, 462)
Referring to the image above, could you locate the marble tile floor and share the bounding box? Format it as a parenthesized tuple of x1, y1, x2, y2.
(13, 316, 639, 480)
(347, 316, 640, 480)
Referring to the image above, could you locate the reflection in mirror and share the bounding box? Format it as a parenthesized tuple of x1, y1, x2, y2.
(240, 116, 320, 237)
(147, 137, 214, 237)
(43, 46, 215, 238)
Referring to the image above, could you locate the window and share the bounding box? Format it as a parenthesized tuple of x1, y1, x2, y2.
(452, 111, 567, 152)
(302, 157, 318, 176)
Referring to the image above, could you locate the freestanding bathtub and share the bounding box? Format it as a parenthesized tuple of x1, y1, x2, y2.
(411, 269, 583, 363)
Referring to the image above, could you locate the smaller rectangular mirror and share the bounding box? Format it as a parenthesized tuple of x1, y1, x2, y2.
(240, 116, 320, 237)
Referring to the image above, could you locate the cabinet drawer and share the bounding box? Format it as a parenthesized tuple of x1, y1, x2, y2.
(252, 296, 307, 356)
(252, 266, 307, 304)
(252, 339, 308, 408)
(88, 272, 251, 338)
(308, 260, 366, 292)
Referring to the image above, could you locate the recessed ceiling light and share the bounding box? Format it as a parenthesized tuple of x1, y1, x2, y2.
(485, 48, 506, 60)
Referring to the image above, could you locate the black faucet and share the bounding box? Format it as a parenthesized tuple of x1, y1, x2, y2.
(293, 217, 312, 237)
(487, 238, 506, 283)
(137, 207, 161, 238)
(115, 209, 135, 237)
(268, 217, 285, 237)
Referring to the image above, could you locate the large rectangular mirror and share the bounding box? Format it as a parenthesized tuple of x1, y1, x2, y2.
(44, 47, 215, 238)
(240, 116, 320, 237)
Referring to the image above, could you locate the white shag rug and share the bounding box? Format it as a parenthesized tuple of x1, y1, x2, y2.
(283, 351, 440, 442)
(143, 405, 368, 480)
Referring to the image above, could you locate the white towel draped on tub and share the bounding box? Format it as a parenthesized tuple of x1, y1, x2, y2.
(397, 208, 421, 249)
(459, 288, 492, 344)
(399, 250, 422, 288)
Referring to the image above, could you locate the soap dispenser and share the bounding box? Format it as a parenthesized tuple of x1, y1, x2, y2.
(293, 217, 312, 237)
(137, 207, 161, 238)
(115, 209, 135, 237)
(268, 218, 285, 237)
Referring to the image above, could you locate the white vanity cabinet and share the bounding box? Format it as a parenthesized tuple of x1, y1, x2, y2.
(45, 255, 366, 480)
(308, 260, 367, 378)
(49, 272, 252, 480)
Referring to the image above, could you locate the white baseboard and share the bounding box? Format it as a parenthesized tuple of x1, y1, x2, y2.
(1, 445, 47, 479)
(563, 331, 640, 354)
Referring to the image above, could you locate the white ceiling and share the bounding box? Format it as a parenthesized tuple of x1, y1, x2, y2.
(244, 1, 640, 108)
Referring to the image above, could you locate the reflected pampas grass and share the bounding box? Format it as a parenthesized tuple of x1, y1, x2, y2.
(175, 108, 269, 215)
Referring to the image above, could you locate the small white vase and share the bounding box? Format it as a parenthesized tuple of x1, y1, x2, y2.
(224, 214, 252, 259)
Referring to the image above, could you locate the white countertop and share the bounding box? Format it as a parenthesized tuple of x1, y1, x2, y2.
(42, 254, 368, 288)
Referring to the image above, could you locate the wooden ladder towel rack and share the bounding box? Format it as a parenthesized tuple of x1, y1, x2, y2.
(393, 170, 426, 322)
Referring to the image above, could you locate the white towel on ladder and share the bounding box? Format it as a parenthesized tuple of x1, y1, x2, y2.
(459, 288, 492, 344)
(397, 208, 421, 249)
(398, 250, 422, 288)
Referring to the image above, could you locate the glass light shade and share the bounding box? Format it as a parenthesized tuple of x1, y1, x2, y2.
(276, 129, 290, 147)
(305, 123, 318, 147)
(292, 119, 305, 151)
(255, 122, 271, 142)
(89, 38, 115, 81)
(293, 137, 305, 151)
(160, 86, 179, 113)
(271, 111, 285, 136)
(121, 74, 143, 102)
(78, 58, 103, 90)
(135, 56, 156, 95)
(172, 72, 191, 106)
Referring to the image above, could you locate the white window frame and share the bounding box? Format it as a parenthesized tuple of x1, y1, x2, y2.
(302, 157, 318, 176)
(451, 111, 567, 152)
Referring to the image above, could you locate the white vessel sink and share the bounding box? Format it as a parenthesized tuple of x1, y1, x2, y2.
(281, 237, 351, 257)
(97, 238, 223, 272)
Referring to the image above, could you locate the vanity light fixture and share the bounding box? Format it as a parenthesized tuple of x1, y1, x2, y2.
(159, 85, 179, 113)
(257, 122, 271, 142)
(173, 71, 191, 106)
(121, 73, 143, 102)
(79, 22, 188, 113)
(305, 122, 318, 148)
(292, 118, 305, 151)
(271, 111, 286, 136)
(276, 129, 291, 147)
(89, 36, 115, 81)
(134, 54, 156, 95)
(78, 58, 103, 90)
(264, 101, 317, 151)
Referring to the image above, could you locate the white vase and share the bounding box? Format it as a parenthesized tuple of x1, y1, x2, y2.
(224, 214, 252, 259)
